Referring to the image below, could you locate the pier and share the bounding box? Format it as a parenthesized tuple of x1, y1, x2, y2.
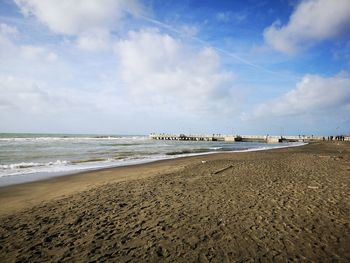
(150, 133, 324, 143)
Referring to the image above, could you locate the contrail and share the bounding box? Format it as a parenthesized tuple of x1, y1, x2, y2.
(138, 14, 296, 80)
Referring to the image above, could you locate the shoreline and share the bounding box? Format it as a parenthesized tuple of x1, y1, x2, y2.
(0, 149, 251, 216)
(0, 141, 306, 188)
(0, 141, 349, 261)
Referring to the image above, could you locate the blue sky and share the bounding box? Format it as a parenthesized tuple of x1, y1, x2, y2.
(0, 0, 349, 135)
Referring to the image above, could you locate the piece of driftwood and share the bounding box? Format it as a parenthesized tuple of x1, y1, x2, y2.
(212, 165, 233, 175)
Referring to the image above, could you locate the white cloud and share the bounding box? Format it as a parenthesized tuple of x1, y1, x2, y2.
(0, 26, 58, 65)
(216, 11, 246, 23)
(46, 52, 58, 62)
(216, 12, 231, 22)
(75, 29, 111, 51)
(264, 0, 350, 54)
(114, 29, 236, 113)
(20, 45, 58, 62)
(0, 23, 18, 36)
(14, 0, 144, 52)
(14, 0, 143, 35)
(0, 23, 18, 52)
(244, 73, 350, 120)
(0, 75, 99, 114)
(0, 75, 59, 113)
(179, 25, 199, 37)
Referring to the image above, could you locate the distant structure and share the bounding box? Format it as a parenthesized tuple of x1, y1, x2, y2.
(150, 133, 326, 143)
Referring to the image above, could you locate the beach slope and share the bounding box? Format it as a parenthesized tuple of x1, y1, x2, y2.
(0, 142, 349, 262)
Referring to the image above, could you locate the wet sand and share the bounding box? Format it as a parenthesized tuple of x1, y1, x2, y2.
(0, 142, 349, 262)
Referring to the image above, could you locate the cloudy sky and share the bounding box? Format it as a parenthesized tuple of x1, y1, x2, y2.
(0, 0, 349, 135)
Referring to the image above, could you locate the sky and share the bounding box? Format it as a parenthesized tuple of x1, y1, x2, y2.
(0, 0, 349, 135)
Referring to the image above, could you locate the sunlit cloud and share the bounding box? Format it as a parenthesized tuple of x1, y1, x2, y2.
(114, 28, 236, 113)
(264, 0, 350, 54)
(243, 73, 350, 120)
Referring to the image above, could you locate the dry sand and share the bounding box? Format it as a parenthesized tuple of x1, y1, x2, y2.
(0, 142, 349, 262)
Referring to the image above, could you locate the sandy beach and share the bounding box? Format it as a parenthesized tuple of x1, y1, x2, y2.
(0, 142, 349, 262)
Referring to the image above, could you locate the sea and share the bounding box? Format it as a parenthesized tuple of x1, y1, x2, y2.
(0, 133, 304, 186)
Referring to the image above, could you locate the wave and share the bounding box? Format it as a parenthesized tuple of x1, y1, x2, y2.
(0, 160, 68, 170)
(0, 136, 149, 142)
(209, 146, 223, 150)
(166, 148, 212, 155)
(0, 155, 167, 181)
(0, 141, 307, 186)
(100, 143, 144, 147)
(70, 158, 114, 164)
(0, 158, 111, 178)
(232, 142, 307, 153)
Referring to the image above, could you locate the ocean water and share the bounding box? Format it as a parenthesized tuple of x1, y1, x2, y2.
(0, 133, 303, 186)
